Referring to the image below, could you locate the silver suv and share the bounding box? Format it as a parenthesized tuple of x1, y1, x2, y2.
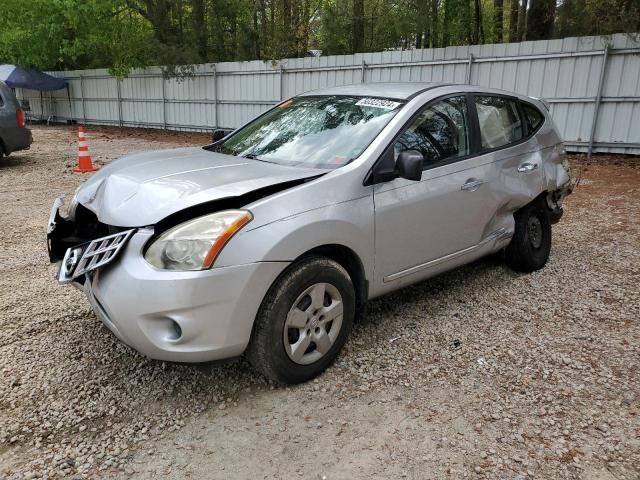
(47, 83, 571, 384)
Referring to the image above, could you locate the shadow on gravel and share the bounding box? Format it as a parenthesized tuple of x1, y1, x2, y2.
(72, 253, 522, 395)
(0, 153, 33, 169)
(363, 255, 516, 323)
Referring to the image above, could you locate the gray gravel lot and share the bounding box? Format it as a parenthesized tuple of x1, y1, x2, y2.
(1, 125, 639, 479)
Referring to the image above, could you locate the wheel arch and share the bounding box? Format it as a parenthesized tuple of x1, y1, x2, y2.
(296, 244, 369, 323)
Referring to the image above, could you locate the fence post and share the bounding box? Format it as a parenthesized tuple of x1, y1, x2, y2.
(116, 79, 123, 128)
(212, 64, 218, 129)
(587, 45, 610, 159)
(80, 75, 87, 125)
(466, 53, 474, 84)
(361, 59, 367, 83)
(279, 64, 285, 100)
(161, 73, 167, 129)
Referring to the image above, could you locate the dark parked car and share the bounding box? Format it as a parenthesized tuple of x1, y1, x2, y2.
(0, 80, 32, 158)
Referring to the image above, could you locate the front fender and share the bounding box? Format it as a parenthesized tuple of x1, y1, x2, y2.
(215, 194, 375, 281)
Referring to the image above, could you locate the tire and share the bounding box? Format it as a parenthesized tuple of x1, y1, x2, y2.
(505, 198, 552, 272)
(246, 255, 355, 384)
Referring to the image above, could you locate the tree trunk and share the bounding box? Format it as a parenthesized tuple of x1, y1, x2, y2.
(494, 0, 504, 42)
(473, 0, 484, 43)
(429, 0, 439, 47)
(213, 0, 226, 60)
(416, 0, 429, 48)
(526, 0, 555, 40)
(517, 0, 528, 40)
(509, 0, 519, 41)
(442, 0, 451, 47)
(352, 0, 365, 53)
(191, 0, 207, 61)
(253, 1, 261, 59)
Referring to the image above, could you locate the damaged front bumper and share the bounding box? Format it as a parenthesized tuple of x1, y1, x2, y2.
(47, 197, 289, 363)
(47, 197, 134, 283)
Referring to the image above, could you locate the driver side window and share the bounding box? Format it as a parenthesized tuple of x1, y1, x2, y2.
(394, 95, 470, 168)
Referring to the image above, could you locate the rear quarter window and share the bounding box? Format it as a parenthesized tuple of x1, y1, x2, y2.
(522, 103, 545, 134)
(474, 95, 524, 149)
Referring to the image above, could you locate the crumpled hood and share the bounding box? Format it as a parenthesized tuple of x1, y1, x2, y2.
(75, 147, 324, 227)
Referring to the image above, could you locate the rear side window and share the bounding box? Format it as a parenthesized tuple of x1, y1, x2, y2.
(522, 103, 544, 133)
(474, 96, 524, 149)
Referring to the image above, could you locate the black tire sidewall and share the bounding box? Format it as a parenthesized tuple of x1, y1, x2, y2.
(249, 256, 355, 384)
(507, 200, 552, 272)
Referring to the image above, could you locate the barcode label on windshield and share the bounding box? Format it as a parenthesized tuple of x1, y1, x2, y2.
(355, 98, 401, 110)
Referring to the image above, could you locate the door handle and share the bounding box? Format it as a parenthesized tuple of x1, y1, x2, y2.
(518, 163, 538, 173)
(460, 179, 485, 191)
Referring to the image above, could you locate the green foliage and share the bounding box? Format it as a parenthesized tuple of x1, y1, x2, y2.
(0, 0, 153, 77)
(0, 0, 638, 77)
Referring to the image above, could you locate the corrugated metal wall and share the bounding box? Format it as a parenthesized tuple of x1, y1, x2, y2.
(18, 33, 640, 155)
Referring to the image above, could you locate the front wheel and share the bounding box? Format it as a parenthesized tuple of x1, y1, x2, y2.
(505, 198, 552, 272)
(246, 256, 355, 384)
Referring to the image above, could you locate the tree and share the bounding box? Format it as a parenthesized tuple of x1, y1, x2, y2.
(508, 0, 519, 42)
(472, 0, 485, 43)
(0, 0, 153, 77)
(416, 0, 430, 49)
(1, 0, 639, 77)
(527, 0, 555, 40)
(494, 0, 504, 42)
(517, 0, 528, 40)
(352, 0, 365, 52)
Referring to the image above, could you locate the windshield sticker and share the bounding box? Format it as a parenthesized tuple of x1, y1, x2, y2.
(355, 98, 402, 110)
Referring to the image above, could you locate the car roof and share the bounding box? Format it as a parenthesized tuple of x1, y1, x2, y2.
(298, 82, 543, 107)
(298, 82, 447, 100)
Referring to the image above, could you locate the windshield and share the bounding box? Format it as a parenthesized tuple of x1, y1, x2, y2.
(216, 95, 405, 169)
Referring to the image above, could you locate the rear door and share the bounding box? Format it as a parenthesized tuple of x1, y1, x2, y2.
(472, 94, 545, 204)
(373, 94, 505, 288)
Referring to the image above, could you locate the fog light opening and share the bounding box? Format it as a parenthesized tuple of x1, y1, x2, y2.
(166, 320, 182, 341)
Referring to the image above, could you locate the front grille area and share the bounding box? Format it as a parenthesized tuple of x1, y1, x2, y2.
(74, 230, 135, 277)
(58, 229, 135, 283)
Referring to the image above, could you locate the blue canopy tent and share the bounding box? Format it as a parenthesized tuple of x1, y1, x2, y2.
(0, 65, 71, 122)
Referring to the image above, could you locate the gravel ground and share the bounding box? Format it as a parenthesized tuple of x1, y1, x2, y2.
(1, 125, 639, 479)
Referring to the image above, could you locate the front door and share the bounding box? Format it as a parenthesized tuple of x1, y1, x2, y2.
(373, 95, 501, 288)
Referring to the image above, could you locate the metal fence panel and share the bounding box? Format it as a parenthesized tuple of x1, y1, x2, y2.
(17, 33, 640, 154)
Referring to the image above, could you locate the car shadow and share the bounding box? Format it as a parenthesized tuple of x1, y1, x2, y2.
(0, 152, 34, 168)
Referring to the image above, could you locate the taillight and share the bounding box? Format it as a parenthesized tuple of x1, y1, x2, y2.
(16, 109, 25, 128)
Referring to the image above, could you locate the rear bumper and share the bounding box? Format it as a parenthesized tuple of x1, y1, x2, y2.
(83, 229, 289, 362)
(548, 182, 571, 224)
(2, 127, 32, 154)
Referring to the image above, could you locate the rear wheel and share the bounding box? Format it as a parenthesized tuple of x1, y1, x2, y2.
(505, 198, 552, 272)
(246, 256, 355, 384)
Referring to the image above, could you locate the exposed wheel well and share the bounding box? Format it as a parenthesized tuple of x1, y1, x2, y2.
(297, 244, 368, 322)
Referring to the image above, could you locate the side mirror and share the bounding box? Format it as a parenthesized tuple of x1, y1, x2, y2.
(212, 128, 233, 142)
(396, 150, 424, 181)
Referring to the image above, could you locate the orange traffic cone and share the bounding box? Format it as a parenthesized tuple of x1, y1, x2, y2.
(73, 126, 99, 173)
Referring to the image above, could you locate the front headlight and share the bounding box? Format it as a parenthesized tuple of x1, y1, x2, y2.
(144, 210, 253, 271)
